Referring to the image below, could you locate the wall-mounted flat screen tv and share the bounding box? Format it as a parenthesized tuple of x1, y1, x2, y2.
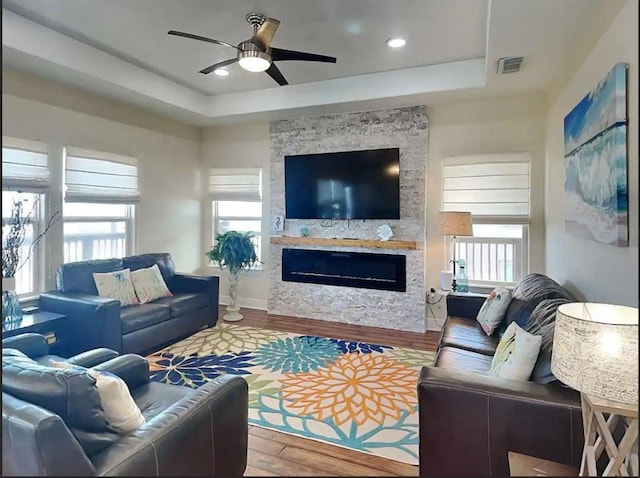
(284, 148, 400, 220)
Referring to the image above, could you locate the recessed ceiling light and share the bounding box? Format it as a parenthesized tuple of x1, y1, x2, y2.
(214, 69, 230, 77)
(386, 37, 406, 48)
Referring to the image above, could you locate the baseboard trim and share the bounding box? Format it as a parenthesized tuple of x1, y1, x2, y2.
(219, 295, 267, 311)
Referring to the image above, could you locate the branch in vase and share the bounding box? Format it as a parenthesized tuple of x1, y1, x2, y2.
(15, 209, 61, 275)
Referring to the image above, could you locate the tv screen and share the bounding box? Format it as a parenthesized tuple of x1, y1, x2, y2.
(284, 148, 400, 220)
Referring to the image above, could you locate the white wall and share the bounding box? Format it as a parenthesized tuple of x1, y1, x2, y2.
(545, 0, 638, 306)
(425, 94, 548, 299)
(2, 93, 203, 286)
(201, 123, 271, 309)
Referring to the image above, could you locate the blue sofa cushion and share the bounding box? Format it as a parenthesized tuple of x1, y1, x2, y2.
(123, 253, 175, 287)
(56, 258, 123, 295)
(153, 293, 210, 317)
(120, 304, 171, 334)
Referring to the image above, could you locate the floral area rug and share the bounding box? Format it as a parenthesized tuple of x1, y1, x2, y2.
(147, 323, 435, 465)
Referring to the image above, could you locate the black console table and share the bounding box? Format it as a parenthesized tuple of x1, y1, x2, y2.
(2, 311, 68, 355)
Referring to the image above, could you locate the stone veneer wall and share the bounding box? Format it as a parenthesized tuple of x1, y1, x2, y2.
(268, 106, 427, 332)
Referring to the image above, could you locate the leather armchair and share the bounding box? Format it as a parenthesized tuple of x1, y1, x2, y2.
(2, 341, 248, 476)
(2, 332, 119, 367)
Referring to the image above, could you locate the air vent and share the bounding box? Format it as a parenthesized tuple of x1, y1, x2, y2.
(497, 57, 524, 74)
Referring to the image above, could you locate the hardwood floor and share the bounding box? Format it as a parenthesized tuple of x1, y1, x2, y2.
(220, 306, 439, 477)
(228, 306, 440, 351)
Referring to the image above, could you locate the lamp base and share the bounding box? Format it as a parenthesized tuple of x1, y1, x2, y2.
(451, 279, 458, 292)
(580, 393, 638, 476)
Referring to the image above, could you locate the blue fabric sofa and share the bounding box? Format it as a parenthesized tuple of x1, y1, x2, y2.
(39, 253, 219, 355)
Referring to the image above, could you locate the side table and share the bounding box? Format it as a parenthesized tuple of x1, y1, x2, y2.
(2, 311, 69, 355)
(580, 394, 638, 476)
(508, 451, 578, 477)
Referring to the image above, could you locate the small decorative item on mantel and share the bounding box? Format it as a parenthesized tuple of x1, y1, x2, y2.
(376, 224, 394, 241)
(271, 215, 284, 234)
(206, 231, 259, 322)
(2, 195, 60, 323)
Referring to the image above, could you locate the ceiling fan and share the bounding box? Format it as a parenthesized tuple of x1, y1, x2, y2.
(168, 12, 337, 86)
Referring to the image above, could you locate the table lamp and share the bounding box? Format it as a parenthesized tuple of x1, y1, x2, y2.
(551, 303, 639, 476)
(438, 211, 472, 292)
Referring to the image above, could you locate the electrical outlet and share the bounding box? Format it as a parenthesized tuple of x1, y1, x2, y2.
(430, 297, 444, 314)
(426, 289, 446, 320)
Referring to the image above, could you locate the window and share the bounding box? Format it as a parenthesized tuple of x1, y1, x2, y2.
(2, 138, 50, 296)
(209, 168, 262, 266)
(63, 203, 132, 262)
(442, 153, 531, 286)
(63, 147, 138, 262)
(213, 201, 262, 263)
(2, 191, 43, 295)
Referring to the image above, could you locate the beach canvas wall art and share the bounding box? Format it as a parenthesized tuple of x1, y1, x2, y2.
(564, 62, 629, 247)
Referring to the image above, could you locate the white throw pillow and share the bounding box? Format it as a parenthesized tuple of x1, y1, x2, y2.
(476, 287, 513, 335)
(93, 269, 139, 306)
(130, 264, 172, 304)
(489, 322, 542, 381)
(50, 360, 145, 434)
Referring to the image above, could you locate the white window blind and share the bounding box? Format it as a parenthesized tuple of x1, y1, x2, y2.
(65, 147, 139, 203)
(442, 153, 531, 217)
(208, 168, 261, 202)
(2, 137, 50, 191)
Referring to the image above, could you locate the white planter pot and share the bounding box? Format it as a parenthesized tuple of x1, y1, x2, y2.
(2, 277, 16, 292)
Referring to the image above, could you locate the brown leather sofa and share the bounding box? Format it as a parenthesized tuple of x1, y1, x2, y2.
(2, 333, 248, 476)
(418, 274, 583, 477)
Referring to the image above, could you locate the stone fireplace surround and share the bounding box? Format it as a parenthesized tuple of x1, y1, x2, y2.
(268, 106, 427, 333)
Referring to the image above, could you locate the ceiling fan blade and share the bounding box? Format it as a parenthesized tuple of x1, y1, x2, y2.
(168, 30, 238, 50)
(265, 63, 288, 86)
(199, 58, 238, 75)
(252, 17, 280, 49)
(271, 47, 337, 63)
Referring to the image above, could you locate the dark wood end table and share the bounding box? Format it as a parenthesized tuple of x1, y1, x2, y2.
(2, 311, 69, 355)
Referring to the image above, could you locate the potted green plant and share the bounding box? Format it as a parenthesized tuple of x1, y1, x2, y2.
(206, 231, 258, 322)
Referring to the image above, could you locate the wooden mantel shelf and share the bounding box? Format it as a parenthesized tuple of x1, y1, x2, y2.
(270, 236, 420, 250)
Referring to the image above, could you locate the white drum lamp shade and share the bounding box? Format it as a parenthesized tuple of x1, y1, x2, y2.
(551, 303, 638, 404)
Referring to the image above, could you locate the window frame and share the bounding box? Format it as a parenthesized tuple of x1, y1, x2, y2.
(62, 203, 136, 263)
(1, 190, 46, 297)
(445, 217, 530, 289)
(442, 152, 532, 290)
(212, 200, 263, 270)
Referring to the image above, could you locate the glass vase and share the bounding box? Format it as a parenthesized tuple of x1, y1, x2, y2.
(223, 270, 243, 322)
(2, 277, 23, 324)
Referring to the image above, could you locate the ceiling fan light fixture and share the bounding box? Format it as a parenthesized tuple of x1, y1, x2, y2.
(168, 15, 336, 85)
(238, 55, 271, 72)
(386, 37, 406, 48)
(237, 41, 271, 72)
